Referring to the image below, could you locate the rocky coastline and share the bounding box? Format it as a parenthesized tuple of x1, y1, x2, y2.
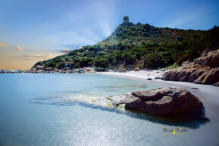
(0, 67, 96, 74)
(2, 57, 216, 121)
(0, 69, 23, 73)
(163, 49, 219, 86)
(0, 50, 219, 89)
(1, 50, 219, 88)
(0, 66, 142, 74)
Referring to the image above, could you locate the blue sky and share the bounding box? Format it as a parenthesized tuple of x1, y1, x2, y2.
(0, 0, 219, 69)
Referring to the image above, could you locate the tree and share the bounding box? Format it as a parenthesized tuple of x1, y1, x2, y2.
(94, 58, 109, 68)
(142, 53, 163, 68)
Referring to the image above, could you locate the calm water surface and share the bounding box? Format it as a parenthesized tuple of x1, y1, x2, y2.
(0, 73, 218, 146)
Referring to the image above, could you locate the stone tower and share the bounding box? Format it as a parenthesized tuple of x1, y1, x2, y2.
(123, 16, 129, 23)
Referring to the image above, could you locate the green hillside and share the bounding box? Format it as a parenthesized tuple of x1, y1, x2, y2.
(32, 17, 219, 71)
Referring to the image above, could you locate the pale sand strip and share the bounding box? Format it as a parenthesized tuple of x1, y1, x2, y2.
(97, 70, 219, 107)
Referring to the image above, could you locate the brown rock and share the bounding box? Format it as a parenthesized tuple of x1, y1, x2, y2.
(202, 68, 219, 84)
(122, 87, 204, 118)
(134, 67, 140, 71)
(131, 88, 163, 100)
(214, 82, 219, 87)
(194, 50, 219, 67)
(163, 49, 219, 86)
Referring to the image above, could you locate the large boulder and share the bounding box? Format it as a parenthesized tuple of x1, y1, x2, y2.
(94, 67, 105, 72)
(163, 50, 219, 86)
(194, 50, 219, 67)
(119, 87, 204, 119)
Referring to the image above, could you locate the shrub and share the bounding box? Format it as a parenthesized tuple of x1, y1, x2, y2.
(94, 58, 109, 68)
(142, 53, 164, 68)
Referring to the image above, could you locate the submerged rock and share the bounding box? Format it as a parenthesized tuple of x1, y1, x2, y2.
(119, 87, 204, 119)
(118, 68, 127, 72)
(154, 76, 162, 79)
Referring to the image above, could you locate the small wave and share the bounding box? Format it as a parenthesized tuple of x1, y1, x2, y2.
(31, 92, 208, 129)
(32, 92, 126, 110)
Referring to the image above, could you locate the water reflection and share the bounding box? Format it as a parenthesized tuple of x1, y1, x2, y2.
(32, 93, 209, 129)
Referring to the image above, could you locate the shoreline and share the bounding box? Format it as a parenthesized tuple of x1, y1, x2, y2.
(1, 71, 219, 126)
(1, 70, 219, 106)
(97, 70, 166, 80)
(97, 70, 219, 107)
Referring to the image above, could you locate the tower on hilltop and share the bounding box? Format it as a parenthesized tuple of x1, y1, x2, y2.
(123, 16, 129, 23)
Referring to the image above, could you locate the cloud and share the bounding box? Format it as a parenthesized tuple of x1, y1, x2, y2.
(0, 42, 7, 47)
(59, 48, 71, 53)
(166, 10, 203, 28)
(61, 0, 116, 45)
(100, 22, 112, 37)
(62, 44, 82, 49)
(16, 46, 23, 51)
(53, 30, 101, 46)
(23, 53, 58, 61)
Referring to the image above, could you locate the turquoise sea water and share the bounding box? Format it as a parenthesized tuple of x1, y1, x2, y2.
(0, 73, 218, 146)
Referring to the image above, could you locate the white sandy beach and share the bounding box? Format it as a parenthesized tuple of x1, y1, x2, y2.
(98, 70, 165, 80)
(98, 70, 219, 107)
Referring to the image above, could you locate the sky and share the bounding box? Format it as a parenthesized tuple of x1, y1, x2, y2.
(0, 0, 219, 70)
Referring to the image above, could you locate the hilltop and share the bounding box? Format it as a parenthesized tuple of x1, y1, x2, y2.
(32, 16, 219, 72)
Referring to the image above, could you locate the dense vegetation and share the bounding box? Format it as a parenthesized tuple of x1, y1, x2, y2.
(32, 18, 219, 70)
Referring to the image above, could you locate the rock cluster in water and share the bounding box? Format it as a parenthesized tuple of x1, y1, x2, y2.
(0, 69, 23, 73)
(162, 50, 219, 86)
(117, 87, 204, 119)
